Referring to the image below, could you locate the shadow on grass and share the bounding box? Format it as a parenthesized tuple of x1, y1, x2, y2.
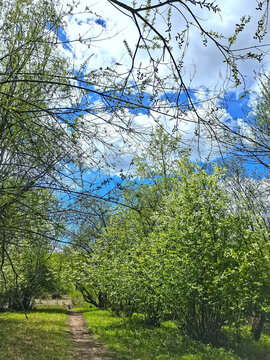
(82, 307, 270, 360)
(31, 307, 69, 315)
(262, 321, 270, 336)
(223, 325, 270, 360)
(0, 306, 69, 316)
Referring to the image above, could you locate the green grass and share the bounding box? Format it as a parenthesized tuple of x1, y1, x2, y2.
(78, 305, 270, 360)
(0, 307, 76, 360)
(223, 324, 270, 360)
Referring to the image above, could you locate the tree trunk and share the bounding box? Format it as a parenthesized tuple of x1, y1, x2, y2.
(251, 312, 265, 341)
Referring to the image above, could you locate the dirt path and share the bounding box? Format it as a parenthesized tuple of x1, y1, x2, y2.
(68, 310, 114, 360)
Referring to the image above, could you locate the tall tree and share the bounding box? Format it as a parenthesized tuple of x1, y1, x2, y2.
(75, 131, 269, 343)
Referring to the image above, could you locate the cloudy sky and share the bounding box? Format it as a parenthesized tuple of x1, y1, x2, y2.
(56, 0, 270, 171)
(61, 0, 270, 85)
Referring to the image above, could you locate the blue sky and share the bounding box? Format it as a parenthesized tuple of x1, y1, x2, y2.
(53, 1, 270, 181)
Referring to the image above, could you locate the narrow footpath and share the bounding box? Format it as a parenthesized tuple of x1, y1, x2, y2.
(68, 310, 114, 360)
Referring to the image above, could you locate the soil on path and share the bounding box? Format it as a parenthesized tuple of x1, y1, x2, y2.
(68, 310, 114, 360)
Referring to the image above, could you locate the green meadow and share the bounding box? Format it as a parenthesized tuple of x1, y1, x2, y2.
(0, 305, 270, 360)
(79, 306, 270, 360)
(0, 307, 76, 360)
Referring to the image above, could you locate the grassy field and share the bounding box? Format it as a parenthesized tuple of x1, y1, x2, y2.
(0, 307, 76, 360)
(79, 305, 270, 360)
(1, 304, 269, 360)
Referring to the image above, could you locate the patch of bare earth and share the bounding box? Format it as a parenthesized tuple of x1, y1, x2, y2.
(68, 310, 114, 360)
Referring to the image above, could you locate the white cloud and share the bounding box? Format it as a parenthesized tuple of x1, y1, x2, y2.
(59, 0, 270, 92)
(75, 93, 244, 171)
(53, 1, 270, 173)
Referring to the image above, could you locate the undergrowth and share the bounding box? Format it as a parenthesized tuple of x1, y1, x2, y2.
(78, 305, 270, 360)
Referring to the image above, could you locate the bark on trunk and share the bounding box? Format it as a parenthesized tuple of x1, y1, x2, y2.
(251, 312, 265, 341)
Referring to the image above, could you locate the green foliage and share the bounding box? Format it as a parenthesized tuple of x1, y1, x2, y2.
(0, 243, 55, 310)
(0, 188, 64, 310)
(49, 251, 75, 298)
(0, 0, 77, 309)
(72, 130, 270, 344)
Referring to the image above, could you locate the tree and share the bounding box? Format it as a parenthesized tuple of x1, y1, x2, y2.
(220, 157, 270, 340)
(0, 189, 59, 310)
(151, 160, 269, 344)
(1, 0, 269, 241)
(76, 131, 269, 344)
(69, 129, 186, 316)
(0, 0, 130, 290)
(0, 243, 55, 311)
(2, 0, 269, 184)
(0, 0, 76, 259)
(1, 0, 270, 316)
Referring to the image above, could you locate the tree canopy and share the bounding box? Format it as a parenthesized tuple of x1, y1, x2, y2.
(0, 0, 269, 346)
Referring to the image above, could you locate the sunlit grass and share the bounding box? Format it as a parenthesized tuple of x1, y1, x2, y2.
(78, 305, 270, 360)
(0, 307, 76, 360)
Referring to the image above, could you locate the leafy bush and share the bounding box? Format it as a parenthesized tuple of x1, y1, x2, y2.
(72, 131, 270, 344)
